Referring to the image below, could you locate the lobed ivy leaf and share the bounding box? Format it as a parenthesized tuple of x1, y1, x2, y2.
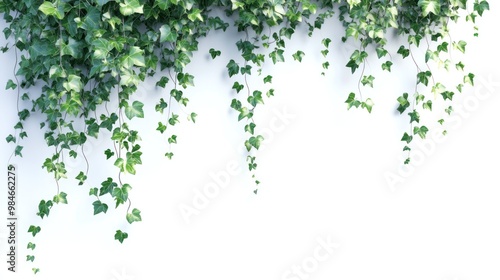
(159, 25, 176, 43)
(119, 0, 144, 16)
(92, 200, 108, 215)
(345, 93, 361, 110)
(226, 60, 239, 77)
(292, 50, 305, 62)
(115, 230, 128, 243)
(209, 48, 221, 59)
(126, 208, 142, 224)
(418, 0, 441, 17)
(27, 242, 36, 250)
(125, 101, 145, 120)
(53, 192, 68, 204)
(413, 126, 429, 139)
(28, 225, 41, 237)
(5, 79, 16, 90)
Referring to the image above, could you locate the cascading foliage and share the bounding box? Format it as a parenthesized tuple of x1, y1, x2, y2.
(0, 0, 489, 273)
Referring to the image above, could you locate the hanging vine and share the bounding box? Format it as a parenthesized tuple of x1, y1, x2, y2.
(0, 0, 489, 273)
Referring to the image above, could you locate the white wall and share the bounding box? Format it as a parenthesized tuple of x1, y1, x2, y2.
(1, 4, 500, 280)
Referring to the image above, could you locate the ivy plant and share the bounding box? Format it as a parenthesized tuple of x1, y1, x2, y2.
(0, 0, 489, 273)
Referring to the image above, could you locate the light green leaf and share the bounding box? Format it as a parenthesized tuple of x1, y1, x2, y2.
(126, 208, 142, 224)
(39, 1, 64, 20)
(188, 8, 203, 22)
(53, 192, 68, 204)
(361, 98, 374, 113)
(119, 0, 144, 16)
(418, 0, 441, 17)
(453, 40, 467, 53)
(159, 25, 177, 43)
(122, 46, 145, 68)
(292, 50, 305, 62)
(63, 75, 83, 92)
(125, 101, 145, 120)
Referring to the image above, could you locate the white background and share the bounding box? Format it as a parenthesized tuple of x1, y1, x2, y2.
(1, 3, 500, 280)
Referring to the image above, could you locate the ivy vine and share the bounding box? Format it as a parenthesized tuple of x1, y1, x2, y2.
(1, 0, 489, 274)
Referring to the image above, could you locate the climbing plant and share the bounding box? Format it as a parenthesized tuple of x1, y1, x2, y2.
(0, 0, 489, 274)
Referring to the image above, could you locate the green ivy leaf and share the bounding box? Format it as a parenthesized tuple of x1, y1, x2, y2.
(361, 98, 374, 113)
(246, 135, 264, 151)
(99, 178, 117, 196)
(232, 82, 244, 93)
(413, 126, 429, 139)
(454, 40, 467, 53)
(247, 91, 264, 107)
(119, 0, 144, 16)
(6, 134, 15, 143)
(397, 45, 410, 58)
(209, 48, 221, 59)
(15, 145, 23, 157)
(27, 255, 35, 262)
(269, 48, 285, 64)
(401, 132, 413, 144)
(408, 110, 420, 123)
(122, 46, 145, 68)
(188, 8, 203, 22)
(115, 230, 128, 243)
(226, 60, 239, 77)
(292, 50, 305, 62)
(345, 93, 361, 110)
(238, 107, 253, 121)
(32, 268, 40, 274)
(474, 1, 490, 16)
(441, 91, 455, 101)
(245, 123, 256, 134)
(104, 149, 115, 159)
(92, 200, 108, 215)
(125, 101, 145, 120)
(39, 1, 64, 20)
(112, 184, 131, 207)
(464, 73, 475, 85)
(381, 61, 393, 72)
(27, 242, 36, 250)
(423, 100, 432, 111)
(37, 200, 53, 219)
(156, 76, 169, 88)
(63, 75, 83, 92)
(418, 0, 441, 17)
(5, 79, 16, 90)
(188, 112, 197, 123)
(28, 225, 41, 237)
(159, 25, 176, 43)
(157, 122, 167, 133)
(89, 188, 98, 196)
(53, 192, 68, 204)
(126, 208, 142, 224)
(361, 75, 375, 87)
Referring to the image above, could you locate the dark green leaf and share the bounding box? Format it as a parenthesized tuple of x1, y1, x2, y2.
(92, 200, 108, 215)
(115, 230, 128, 243)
